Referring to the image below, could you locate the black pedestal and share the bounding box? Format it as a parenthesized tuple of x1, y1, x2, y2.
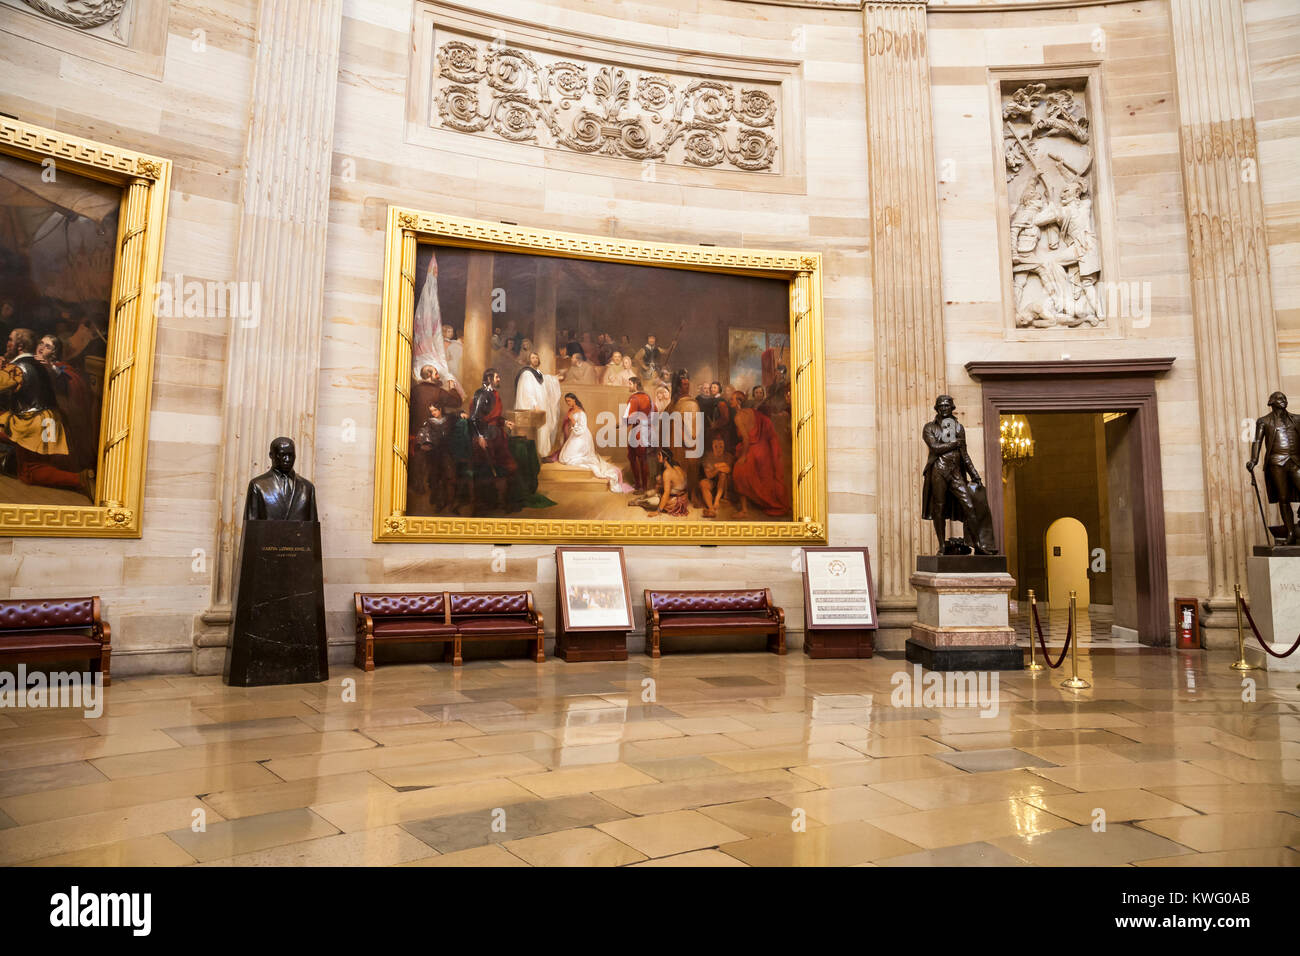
(225, 519, 328, 686)
(905, 640, 1025, 671)
(916, 554, 1009, 574)
(1253, 545, 1300, 557)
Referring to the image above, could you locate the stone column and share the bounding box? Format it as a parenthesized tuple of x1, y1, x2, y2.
(194, 0, 343, 673)
(534, 261, 557, 375)
(461, 253, 495, 393)
(864, 1, 948, 644)
(1169, 0, 1281, 642)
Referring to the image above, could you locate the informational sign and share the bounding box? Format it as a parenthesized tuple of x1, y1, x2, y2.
(803, 547, 877, 629)
(557, 547, 633, 631)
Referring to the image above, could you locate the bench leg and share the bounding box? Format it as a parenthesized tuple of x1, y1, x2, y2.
(97, 648, 112, 687)
(354, 636, 374, 672)
(534, 629, 545, 663)
(453, 635, 463, 667)
(647, 628, 660, 659)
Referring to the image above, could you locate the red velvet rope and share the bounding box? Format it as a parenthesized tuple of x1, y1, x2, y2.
(1030, 601, 1073, 669)
(1237, 593, 1300, 658)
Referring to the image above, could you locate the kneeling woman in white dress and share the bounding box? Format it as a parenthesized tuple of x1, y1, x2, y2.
(557, 393, 631, 493)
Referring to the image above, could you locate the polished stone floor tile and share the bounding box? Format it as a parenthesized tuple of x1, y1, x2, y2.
(19, 833, 197, 867)
(934, 748, 1059, 773)
(719, 821, 920, 866)
(199, 825, 433, 866)
(989, 823, 1195, 866)
(869, 800, 1074, 850)
(503, 826, 646, 866)
(876, 841, 1032, 867)
(596, 769, 817, 816)
(4, 648, 1296, 866)
(772, 786, 914, 824)
(403, 844, 529, 866)
(698, 797, 825, 837)
(596, 809, 748, 858)
(632, 848, 749, 866)
(167, 807, 339, 863)
(1136, 812, 1300, 852)
(1019, 787, 1199, 826)
(401, 793, 629, 854)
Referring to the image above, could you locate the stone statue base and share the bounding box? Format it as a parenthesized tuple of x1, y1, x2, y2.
(225, 519, 329, 686)
(1245, 552, 1300, 672)
(905, 556, 1024, 671)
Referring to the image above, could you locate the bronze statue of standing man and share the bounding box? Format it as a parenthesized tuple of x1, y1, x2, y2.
(1247, 391, 1300, 545)
(922, 395, 997, 554)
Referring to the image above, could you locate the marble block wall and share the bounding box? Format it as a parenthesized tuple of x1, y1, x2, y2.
(1, 0, 1297, 670)
(0, 0, 259, 674)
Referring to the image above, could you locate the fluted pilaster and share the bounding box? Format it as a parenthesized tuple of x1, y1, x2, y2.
(197, 0, 343, 668)
(1169, 0, 1279, 627)
(864, 2, 947, 629)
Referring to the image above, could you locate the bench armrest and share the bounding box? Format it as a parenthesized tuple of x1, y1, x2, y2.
(526, 592, 544, 629)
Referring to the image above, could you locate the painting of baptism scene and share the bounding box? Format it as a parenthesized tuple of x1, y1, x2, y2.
(0, 152, 116, 506)
(404, 244, 794, 522)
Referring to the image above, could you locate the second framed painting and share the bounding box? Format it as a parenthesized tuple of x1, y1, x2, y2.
(372, 208, 828, 544)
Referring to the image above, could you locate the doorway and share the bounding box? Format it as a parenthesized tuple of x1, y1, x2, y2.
(966, 358, 1174, 645)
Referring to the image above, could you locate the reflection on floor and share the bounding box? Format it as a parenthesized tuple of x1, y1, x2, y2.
(0, 649, 1296, 866)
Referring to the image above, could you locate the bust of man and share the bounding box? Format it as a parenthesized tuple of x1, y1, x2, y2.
(244, 437, 318, 521)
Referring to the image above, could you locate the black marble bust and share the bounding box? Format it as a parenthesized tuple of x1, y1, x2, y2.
(244, 437, 318, 521)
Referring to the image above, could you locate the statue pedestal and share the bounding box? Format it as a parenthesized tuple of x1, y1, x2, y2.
(225, 519, 329, 686)
(906, 556, 1023, 671)
(1245, 551, 1300, 672)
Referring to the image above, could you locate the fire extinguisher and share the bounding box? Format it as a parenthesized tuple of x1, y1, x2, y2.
(1174, 598, 1200, 649)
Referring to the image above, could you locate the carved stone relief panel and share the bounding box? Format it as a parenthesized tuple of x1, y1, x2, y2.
(1000, 79, 1103, 330)
(2, 0, 132, 44)
(429, 32, 781, 174)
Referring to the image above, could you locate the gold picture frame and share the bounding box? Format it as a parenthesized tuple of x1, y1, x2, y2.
(0, 117, 171, 537)
(373, 207, 828, 544)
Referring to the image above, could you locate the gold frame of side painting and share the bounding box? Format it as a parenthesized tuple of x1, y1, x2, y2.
(373, 206, 828, 544)
(0, 117, 171, 537)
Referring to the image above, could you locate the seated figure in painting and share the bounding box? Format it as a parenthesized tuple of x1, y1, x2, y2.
(556, 393, 630, 493)
(699, 435, 733, 519)
(732, 404, 789, 517)
(632, 447, 689, 516)
(0, 327, 94, 501)
(558, 352, 599, 386)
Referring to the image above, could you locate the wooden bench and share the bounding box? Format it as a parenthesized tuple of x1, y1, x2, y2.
(355, 590, 544, 670)
(643, 588, 785, 659)
(0, 597, 112, 685)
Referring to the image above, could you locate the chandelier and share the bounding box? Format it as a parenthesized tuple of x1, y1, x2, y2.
(999, 415, 1035, 480)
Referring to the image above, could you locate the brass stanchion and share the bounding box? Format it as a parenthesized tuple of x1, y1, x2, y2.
(1230, 584, 1259, 672)
(1061, 589, 1090, 690)
(1025, 589, 1045, 673)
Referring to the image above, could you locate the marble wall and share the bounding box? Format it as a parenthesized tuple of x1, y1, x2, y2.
(0, 0, 259, 673)
(1, 0, 1296, 669)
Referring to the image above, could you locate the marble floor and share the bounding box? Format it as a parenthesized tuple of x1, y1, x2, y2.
(0, 648, 1296, 867)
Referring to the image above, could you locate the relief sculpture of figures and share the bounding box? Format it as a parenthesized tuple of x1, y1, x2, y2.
(1003, 82, 1102, 329)
(1247, 391, 1300, 545)
(921, 396, 998, 555)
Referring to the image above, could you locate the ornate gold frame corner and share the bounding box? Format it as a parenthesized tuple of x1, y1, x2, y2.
(0, 117, 171, 537)
(373, 207, 828, 545)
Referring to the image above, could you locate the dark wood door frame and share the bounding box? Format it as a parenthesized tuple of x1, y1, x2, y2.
(965, 358, 1175, 646)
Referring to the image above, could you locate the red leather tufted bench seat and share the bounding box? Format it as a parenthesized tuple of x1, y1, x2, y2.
(643, 588, 785, 659)
(354, 590, 543, 670)
(0, 597, 112, 685)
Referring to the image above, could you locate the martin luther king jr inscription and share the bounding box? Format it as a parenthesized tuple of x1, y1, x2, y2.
(224, 438, 329, 686)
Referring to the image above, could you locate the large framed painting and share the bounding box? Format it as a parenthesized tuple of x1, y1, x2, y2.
(0, 118, 170, 537)
(373, 208, 828, 544)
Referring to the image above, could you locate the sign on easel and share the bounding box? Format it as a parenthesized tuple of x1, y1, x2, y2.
(801, 546, 877, 658)
(554, 546, 634, 662)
